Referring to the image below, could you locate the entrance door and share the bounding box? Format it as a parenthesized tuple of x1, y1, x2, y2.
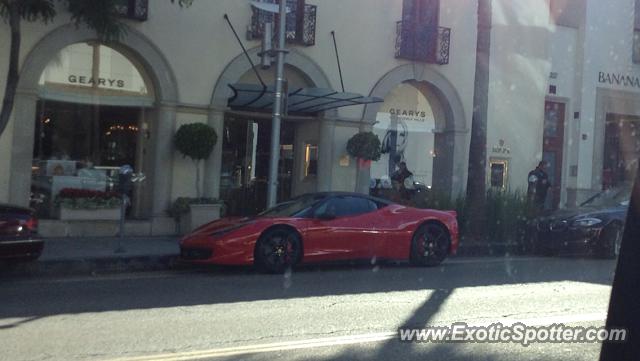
(542, 101, 566, 210)
(220, 115, 295, 216)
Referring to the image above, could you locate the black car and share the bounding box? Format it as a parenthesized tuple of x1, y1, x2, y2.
(534, 186, 630, 258)
(0, 203, 43, 261)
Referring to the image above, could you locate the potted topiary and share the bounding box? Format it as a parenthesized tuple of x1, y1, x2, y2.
(346, 131, 382, 169)
(174, 122, 222, 233)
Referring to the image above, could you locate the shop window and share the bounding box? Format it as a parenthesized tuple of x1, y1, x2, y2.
(31, 43, 153, 219)
(489, 159, 509, 189)
(549, 0, 582, 28)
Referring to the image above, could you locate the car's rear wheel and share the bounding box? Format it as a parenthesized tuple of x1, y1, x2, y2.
(597, 223, 622, 259)
(254, 227, 302, 273)
(410, 222, 450, 267)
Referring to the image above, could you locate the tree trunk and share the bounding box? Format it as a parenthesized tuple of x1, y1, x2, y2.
(195, 159, 201, 199)
(465, 0, 492, 241)
(0, 1, 21, 137)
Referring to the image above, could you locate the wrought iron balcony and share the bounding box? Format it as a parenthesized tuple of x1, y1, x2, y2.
(248, 1, 317, 46)
(114, 0, 149, 21)
(395, 21, 451, 65)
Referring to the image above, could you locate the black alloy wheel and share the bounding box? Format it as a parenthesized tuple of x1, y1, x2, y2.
(597, 223, 623, 259)
(255, 228, 302, 273)
(410, 222, 450, 267)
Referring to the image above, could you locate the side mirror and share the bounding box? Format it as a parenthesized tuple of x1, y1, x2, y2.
(316, 210, 336, 221)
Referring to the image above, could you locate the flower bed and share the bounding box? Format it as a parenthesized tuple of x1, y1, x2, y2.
(55, 188, 122, 210)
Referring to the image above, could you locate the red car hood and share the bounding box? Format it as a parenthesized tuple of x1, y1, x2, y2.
(188, 216, 254, 236)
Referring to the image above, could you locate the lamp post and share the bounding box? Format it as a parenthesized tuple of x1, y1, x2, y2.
(266, 0, 289, 208)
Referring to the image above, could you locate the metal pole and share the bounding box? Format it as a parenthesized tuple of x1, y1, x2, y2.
(266, 0, 288, 208)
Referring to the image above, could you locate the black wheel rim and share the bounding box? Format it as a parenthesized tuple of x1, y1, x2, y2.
(415, 224, 449, 261)
(260, 232, 298, 269)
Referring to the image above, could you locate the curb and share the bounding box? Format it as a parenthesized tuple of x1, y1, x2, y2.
(1, 254, 183, 278)
(454, 244, 532, 257)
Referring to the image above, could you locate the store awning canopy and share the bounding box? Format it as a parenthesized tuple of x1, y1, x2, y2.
(227, 83, 383, 114)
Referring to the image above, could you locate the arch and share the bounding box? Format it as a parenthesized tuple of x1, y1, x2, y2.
(9, 24, 178, 218)
(17, 24, 178, 102)
(210, 47, 333, 108)
(363, 64, 469, 196)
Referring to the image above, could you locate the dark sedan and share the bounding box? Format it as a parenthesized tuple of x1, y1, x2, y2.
(534, 186, 630, 258)
(0, 203, 43, 261)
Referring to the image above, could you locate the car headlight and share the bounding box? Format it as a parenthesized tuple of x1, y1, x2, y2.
(571, 217, 603, 228)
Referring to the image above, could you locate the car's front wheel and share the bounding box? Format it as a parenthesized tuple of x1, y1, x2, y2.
(597, 223, 623, 259)
(254, 227, 302, 273)
(410, 222, 450, 267)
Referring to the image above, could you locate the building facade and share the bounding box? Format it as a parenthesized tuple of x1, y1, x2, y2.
(0, 0, 636, 236)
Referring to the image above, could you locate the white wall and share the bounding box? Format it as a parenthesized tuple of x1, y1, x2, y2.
(487, 0, 553, 191)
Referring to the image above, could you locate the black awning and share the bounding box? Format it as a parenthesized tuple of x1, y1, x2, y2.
(227, 83, 383, 114)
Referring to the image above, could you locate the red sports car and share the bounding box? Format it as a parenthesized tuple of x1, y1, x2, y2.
(180, 192, 458, 273)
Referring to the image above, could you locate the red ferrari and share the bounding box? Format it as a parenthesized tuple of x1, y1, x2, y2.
(180, 192, 458, 273)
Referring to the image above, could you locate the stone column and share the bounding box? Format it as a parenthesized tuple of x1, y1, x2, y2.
(204, 109, 224, 199)
(9, 89, 38, 207)
(317, 118, 335, 191)
(151, 103, 176, 216)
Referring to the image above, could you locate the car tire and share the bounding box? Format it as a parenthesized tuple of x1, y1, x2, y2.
(254, 227, 302, 273)
(409, 222, 450, 267)
(597, 223, 623, 259)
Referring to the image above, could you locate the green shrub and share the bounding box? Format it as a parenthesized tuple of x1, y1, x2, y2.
(408, 188, 529, 244)
(174, 123, 218, 198)
(346, 132, 381, 161)
(167, 197, 222, 221)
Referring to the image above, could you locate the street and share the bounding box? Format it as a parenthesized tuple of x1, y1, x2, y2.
(0, 256, 617, 361)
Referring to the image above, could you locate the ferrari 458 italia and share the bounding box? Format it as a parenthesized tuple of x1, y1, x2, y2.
(180, 192, 458, 273)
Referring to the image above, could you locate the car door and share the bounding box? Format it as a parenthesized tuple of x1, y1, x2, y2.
(302, 196, 382, 262)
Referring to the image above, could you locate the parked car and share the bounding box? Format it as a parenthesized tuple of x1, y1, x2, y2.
(533, 186, 630, 258)
(0, 203, 43, 262)
(180, 192, 459, 273)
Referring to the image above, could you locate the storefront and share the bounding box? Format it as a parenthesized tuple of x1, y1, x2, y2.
(31, 42, 155, 219)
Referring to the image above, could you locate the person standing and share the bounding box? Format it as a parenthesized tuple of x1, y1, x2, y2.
(391, 161, 413, 199)
(527, 161, 551, 213)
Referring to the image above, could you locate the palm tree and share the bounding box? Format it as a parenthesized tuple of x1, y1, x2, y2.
(0, 0, 191, 138)
(465, 0, 492, 240)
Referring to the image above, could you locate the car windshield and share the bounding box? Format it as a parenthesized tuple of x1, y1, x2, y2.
(581, 186, 632, 208)
(258, 194, 327, 217)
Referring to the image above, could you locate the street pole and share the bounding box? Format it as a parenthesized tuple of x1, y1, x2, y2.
(266, 0, 288, 208)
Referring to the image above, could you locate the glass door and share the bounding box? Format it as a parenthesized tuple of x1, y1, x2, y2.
(220, 115, 295, 216)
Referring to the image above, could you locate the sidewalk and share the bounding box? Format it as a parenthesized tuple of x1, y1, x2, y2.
(1, 237, 531, 278)
(2, 236, 183, 278)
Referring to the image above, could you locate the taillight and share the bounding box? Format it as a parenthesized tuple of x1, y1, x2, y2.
(23, 217, 38, 234)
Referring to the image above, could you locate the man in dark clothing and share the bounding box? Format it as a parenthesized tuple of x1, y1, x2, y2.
(391, 161, 413, 199)
(527, 161, 551, 213)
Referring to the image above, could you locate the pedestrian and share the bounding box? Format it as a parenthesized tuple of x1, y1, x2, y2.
(391, 161, 413, 199)
(527, 161, 551, 214)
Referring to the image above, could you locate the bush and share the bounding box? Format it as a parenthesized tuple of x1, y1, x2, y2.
(346, 132, 381, 161)
(408, 188, 529, 244)
(174, 123, 218, 198)
(174, 123, 217, 161)
(55, 188, 122, 210)
(167, 197, 222, 221)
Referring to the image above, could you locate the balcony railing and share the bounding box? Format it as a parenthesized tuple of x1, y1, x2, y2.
(114, 0, 149, 21)
(248, 1, 317, 46)
(395, 21, 451, 65)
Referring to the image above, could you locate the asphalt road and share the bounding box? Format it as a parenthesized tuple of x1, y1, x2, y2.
(0, 256, 618, 361)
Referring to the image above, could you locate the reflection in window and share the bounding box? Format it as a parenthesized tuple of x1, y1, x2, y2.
(304, 143, 318, 178)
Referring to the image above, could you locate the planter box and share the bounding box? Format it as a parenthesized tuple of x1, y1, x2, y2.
(180, 203, 222, 234)
(59, 207, 121, 221)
